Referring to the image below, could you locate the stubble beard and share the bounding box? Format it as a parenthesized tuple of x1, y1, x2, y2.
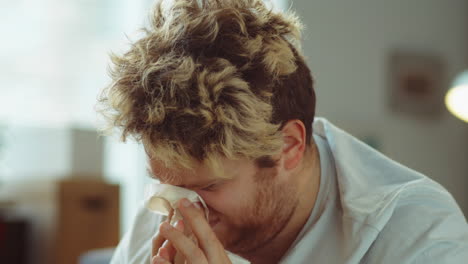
(216, 168, 299, 255)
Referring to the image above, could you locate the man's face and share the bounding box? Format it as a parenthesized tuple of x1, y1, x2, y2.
(147, 156, 299, 255)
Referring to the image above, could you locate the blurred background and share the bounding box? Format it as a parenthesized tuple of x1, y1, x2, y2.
(0, 0, 467, 263)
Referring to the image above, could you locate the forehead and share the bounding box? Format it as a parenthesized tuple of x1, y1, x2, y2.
(146, 156, 254, 186)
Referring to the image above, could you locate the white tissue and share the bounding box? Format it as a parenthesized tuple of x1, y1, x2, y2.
(144, 183, 209, 225)
(144, 183, 250, 264)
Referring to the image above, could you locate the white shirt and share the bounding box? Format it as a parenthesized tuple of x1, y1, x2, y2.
(110, 117, 468, 264)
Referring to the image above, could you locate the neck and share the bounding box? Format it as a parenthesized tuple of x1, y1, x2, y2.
(242, 144, 321, 264)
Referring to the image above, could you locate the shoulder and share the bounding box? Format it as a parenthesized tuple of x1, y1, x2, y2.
(363, 178, 468, 264)
(313, 118, 468, 263)
(110, 202, 163, 264)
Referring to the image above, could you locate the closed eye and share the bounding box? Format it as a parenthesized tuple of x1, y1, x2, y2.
(201, 183, 219, 191)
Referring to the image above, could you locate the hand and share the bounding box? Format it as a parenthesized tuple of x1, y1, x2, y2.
(151, 218, 182, 263)
(151, 209, 179, 263)
(151, 198, 232, 264)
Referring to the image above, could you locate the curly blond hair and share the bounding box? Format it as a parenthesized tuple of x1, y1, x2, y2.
(98, 0, 316, 177)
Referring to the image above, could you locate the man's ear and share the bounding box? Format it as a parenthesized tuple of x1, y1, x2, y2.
(281, 120, 307, 170)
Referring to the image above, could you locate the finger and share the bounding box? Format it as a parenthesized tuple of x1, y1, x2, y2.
(152, 230, 166, 258)
(167, 208, 174, 223)
(159, 218, 184, 262)
(159, 222, 208, 264)
(165, 220, 184, 261)
(152, 210, 174, 258)
(157, 246, 171, 261)
(174, 219, 185, 232)
(151, 255, 171, 264)
(177, 199, 224, 262)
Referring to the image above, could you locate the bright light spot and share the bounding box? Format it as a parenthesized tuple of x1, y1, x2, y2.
(445, 85, 468, 123)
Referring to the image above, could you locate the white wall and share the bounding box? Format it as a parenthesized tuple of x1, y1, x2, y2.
(0, 126, 71, 181)
(292, 0, 468, 213)
(103, 137, 153, 236)
(0, 126, 105, 181)
(0, 0, 158, 239)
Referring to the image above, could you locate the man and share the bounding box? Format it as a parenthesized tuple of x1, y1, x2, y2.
(98, 0, 468, 263)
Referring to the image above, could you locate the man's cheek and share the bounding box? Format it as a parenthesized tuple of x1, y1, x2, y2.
(202, 192, 230, 211)
(203, 190, 248, 221)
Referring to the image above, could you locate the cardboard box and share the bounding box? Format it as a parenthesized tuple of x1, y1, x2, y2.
(54, 179, 119, 264)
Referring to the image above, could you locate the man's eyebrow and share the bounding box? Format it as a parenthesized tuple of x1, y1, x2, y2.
(183, 179, 224, 189)
(149, 167, 182, 183)
(146, 167, 225, 188)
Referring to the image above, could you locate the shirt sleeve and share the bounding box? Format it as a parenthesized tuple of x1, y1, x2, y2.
(110, 202, 164, 264)
(363, 181, 468, 264)
(412, 238, 468, 264)
(109, 229, 131, 264)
